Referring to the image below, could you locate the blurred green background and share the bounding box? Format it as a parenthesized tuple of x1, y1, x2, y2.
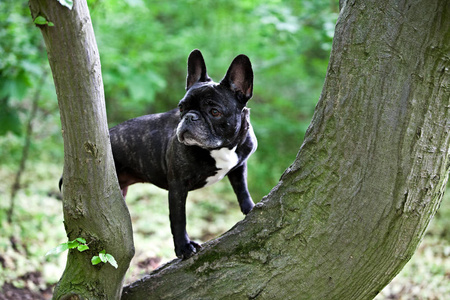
(0, 0, 448, 299)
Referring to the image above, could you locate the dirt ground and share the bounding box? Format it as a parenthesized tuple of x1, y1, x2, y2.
(0, 256, 162, 300)
(0, 272, 53, 300)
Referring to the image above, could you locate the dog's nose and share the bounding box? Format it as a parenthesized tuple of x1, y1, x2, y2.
(185, 112, 199, 122)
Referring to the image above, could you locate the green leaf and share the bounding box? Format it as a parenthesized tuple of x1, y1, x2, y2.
(105, 254, 118, 269)
(76, 237, 87, 244)
(77, 244, 89, 252)
(45, 243, 69, 257)
(33, 15, 55, 27)
(56, 0, 74, 10)
(67, 240, 80, 249)
(99, 250, 107, 263)
(34, 16, 48, 25)
(91, 256, 102, 265)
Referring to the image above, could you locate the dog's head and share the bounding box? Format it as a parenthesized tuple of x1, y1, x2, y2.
(176, 49, 253, 149)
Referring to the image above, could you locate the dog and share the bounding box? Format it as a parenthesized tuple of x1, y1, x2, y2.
(62, 49, 257, 259)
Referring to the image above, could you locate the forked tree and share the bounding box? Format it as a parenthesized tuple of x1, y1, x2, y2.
(29, 0, 449, 299)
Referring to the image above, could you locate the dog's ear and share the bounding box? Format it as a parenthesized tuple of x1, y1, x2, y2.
(220, 54, 253, 104)
(186, 49, 211, 90)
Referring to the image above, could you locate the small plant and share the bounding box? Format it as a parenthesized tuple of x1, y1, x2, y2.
(33, 16, 55, 27)
(46, 238, 118, 268)
(91, 250, 118, 269)
(45, 237, 89, 256)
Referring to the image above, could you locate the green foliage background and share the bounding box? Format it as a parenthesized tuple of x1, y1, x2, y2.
(1, 0, 339, 200)
(0, 0, 448, 298)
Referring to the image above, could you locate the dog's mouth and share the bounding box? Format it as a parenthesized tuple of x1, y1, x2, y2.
(177, 130, 195, 145)
(177, 128, 223, 149)
(176, 128, 202, 146)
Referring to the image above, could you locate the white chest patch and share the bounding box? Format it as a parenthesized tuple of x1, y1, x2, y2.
(205, 146, 239, 186)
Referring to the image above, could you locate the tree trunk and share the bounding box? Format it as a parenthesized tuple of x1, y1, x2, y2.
(122, 0, 450, 299)
(28, 1, 134, 299)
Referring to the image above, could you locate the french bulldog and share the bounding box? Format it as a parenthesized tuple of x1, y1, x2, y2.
(109, 49, 257, 259)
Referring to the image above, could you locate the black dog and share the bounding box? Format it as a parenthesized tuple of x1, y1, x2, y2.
(62, 50, 257, 259)
(111, 50, 257, 259)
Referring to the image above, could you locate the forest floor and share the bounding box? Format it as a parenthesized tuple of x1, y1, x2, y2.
(0, 164, 449, 299)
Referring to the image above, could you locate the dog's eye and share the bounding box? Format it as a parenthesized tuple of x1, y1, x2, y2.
(210, 109, 221, 117)
(179, 105, 184, 113)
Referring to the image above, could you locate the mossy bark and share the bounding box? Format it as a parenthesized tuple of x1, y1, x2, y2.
(122, 0, 450, 299)
(28, 1, 134, 299)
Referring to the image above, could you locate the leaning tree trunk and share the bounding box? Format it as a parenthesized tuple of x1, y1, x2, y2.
(29, 1, 134, 299)
(122, 0, 450, 299)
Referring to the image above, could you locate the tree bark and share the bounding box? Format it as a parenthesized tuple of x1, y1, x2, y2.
(122, 0, 450, 299)
(28, 1, 134, 299)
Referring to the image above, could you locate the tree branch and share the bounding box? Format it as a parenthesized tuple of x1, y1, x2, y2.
(122, 0, 450, 298)
(29, 0, 134, 298)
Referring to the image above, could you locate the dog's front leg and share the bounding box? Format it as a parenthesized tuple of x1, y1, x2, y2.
(227, 163, 255, 215)
(168, 187, 201, 259)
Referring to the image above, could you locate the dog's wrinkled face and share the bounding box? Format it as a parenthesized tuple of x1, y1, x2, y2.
(176, 50, 253, 150)
(176, 83, 243, 149)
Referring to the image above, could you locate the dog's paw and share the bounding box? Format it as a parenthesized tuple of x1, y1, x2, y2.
(240, 200, 255, 215)
(176, 240, 202, 259)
